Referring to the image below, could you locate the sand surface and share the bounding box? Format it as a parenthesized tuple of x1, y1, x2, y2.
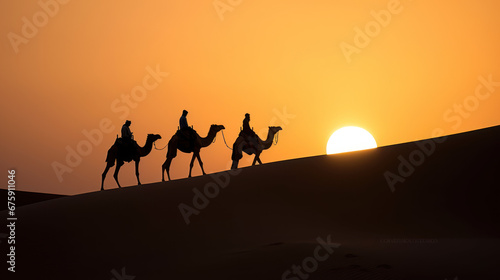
(1, 126, 499, 279)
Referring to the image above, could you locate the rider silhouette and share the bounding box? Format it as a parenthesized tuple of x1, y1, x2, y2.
(242, 113, 256, 137)
(179, 110, 189, 130)
(179, 110, 196, 146)
(121, 120, 133, 141)
(241, 113, 258, 150)
(120, 120, 135, 160)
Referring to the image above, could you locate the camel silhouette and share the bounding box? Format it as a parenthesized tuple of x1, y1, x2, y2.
(231, 126, 282, 169)
(101, 134, 162, 190)
(162, 124, 225, 181)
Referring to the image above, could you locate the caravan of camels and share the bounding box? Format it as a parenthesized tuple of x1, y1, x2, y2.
(101, 111, 282, 190)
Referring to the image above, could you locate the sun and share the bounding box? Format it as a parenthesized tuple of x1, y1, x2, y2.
(327, 126, 377, 154)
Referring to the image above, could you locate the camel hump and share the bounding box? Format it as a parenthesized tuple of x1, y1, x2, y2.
(115, 137, 138, 146)
(176, 128, 198, 140)
(114, 138, 138, 162)
(239, 130, 257, 138)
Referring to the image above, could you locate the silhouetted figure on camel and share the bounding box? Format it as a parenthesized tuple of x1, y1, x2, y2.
(180, 109, 189, 130)
(231, 114, 282, 169)
(119, 120, 135, 160)
(242, 113, 257, 138)
(122, 120, 133, 140)
(178, 109, 196, 147)
(101, 121, 161, 190)
(162, 110, 225, 181)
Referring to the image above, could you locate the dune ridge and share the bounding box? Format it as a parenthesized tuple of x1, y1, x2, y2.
(1, 125, 499, 279)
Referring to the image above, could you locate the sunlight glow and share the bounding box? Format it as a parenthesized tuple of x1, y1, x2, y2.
(327, 126, 377, 154)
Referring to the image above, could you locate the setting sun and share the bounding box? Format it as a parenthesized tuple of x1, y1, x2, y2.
(327, 126, 377, 154)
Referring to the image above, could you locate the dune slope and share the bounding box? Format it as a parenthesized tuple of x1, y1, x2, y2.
(2, 126, 499, 279)
(0, 190, 65, 211)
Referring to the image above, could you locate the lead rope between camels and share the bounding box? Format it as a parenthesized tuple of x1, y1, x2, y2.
(221, 130, 233, 150)
(274, 131, 279, 145)
(154, 142, 168, 150)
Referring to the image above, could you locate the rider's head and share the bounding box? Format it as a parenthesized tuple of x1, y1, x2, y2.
(245, 113, 250, 120)
(182, 110, 188, 116)
(125, 120, 131, 126)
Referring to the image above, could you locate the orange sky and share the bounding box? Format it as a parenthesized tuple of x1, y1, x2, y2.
(1, 0, 499, 195)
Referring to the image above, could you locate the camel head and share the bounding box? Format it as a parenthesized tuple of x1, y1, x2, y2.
(147, 134, 162, 142)
(210, 124, 225, 132)
(269, 126, 282, 134)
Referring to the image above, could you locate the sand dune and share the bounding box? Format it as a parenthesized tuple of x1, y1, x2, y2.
(0, 190, 65, 211)
(1, 126, 499, 279)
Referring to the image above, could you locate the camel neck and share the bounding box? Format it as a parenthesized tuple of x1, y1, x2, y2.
(200, 127, 217, 147)
(139, 138, 154, 157)
(261, 129, 276, 150)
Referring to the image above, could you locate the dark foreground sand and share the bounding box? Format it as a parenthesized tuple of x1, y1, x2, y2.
(1, 126, 499, 279)
(0, 190, 65, 211)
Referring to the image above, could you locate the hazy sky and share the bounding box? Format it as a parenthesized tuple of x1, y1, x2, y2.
(1, 0, 499, 194)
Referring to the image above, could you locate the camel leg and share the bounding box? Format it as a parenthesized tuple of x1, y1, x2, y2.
(188, 153, 196, 178)
(231, 160, 239, 170)
(163, 139, 177, 181)
(162, 156, 174, 181)
(195, 152, 206, 175)
(161, 160, 165, 182)
(135, 159, 141, 185)
(252, 156, 258, 166)
(101, 162, 113, 191)
(255, 152, 263, 165)
(113, 160, 124, 188)
(231, 138, 244, 170)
